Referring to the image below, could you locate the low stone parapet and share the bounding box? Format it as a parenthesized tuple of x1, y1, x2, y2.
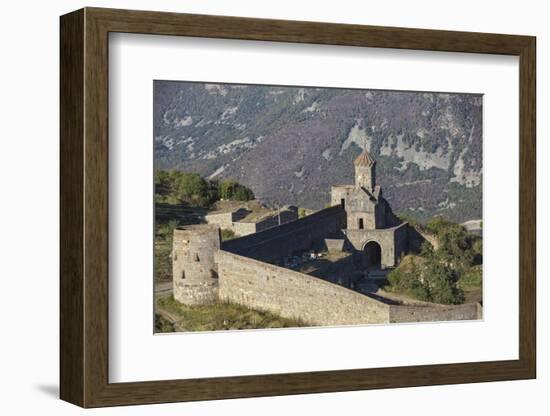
(389, 302, 482, 323)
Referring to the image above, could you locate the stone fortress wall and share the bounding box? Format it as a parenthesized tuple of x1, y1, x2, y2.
(216, 250, 391, 326)
(172, 219, 480, 326)
(171, 148, 481, 326)
(215, 250, 480, 326)
(221, 205, 346, 262)
(389, 302, 482, 323)
(231, 221, 258, 237)
(343, 223, 409, 268)
(205, 206, 298, 237)
(203, 211, 234, 230)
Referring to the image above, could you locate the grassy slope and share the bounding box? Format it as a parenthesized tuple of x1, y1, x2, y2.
(156, 296, 308, 332)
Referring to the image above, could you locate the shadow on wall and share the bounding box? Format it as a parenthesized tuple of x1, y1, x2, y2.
(406, 225, 437, 253)
(221, 205, 346, 262)
(307, 252, 361, 283)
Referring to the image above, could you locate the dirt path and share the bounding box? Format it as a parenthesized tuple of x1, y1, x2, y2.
(156, 306, 187, 332)
(154, 281, 172, 298)
(154, 282, 187, 331)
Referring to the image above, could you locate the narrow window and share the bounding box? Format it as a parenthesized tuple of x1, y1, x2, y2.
(359, 218, 364, 229)
(340, 198, 345, 209)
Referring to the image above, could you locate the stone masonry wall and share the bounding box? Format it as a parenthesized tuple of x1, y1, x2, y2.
(254, 209, 299, 232)
(204, 211, 234, 230)
(231, 221, 257, 236)
(406, 226, 439, 253)
(216, 250, 391, 326)
(308, 253, 360, 286)
(221, 206, 346, 262)
(348, 211, 376, 231)
(344, 224, 406, 268)
(349, 222, 409, 267)
(173, 225, 220, 305)
(389, 303, 482, 323)
(394, 223, 409, 262)
(330, 185, 353, 207)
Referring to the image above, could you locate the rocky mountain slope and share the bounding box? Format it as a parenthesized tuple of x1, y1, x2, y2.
(154, 81, 482, 223)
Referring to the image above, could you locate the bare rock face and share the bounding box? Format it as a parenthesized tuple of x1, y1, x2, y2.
(155, 82, 482, 223)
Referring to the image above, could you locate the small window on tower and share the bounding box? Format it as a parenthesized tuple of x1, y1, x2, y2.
(340, 198, 345, 209)
(359, 218, 364, 229)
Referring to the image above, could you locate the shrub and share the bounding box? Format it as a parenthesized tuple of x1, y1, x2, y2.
(458, 266, 482, 291)
(425, 216, 480, 272)
(221, 228, 236, 241)
(218, 179, 254, 201)
(422, 259, 464, 305)
(472, 238, 483, 265)
(386, 255, 430, 302)
(172, 173, 212, 206)
(157, 219, 179, 238)
(386, 252, 465, 305)
(155, 314, 175, 333)
(154, 169, 254, 207)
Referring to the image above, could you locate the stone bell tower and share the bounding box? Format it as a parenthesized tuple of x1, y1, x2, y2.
(354, 147, 376, 192)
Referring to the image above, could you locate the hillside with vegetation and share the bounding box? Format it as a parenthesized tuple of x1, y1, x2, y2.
(385, 217, 482, 305)
(155, 296, 308, 332)
(155, 169, 254, 207)
(154, 81, 482, 223)
(154, 170, 255, 282)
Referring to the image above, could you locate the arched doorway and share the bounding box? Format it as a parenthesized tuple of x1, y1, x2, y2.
(364, 241, 382, 269)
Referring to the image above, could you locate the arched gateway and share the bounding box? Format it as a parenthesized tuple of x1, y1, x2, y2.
(363, 240, 382, 269)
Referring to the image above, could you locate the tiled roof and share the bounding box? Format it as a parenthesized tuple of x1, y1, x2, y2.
(354, 148, 376, 167)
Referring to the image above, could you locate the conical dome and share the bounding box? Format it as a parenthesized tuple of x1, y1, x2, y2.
(354, 148, 376, 167)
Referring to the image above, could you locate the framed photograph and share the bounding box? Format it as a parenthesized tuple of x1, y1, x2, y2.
(60, 7, 536, 408)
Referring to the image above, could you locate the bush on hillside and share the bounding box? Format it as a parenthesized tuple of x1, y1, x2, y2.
(386, 218, 481, 305)
(155, 169, 254, 207)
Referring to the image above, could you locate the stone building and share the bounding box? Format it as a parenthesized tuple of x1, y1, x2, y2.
(172, 224, 220, 305)
(170, 149, 481, 324)
(173, 148, 407, 307)
(331, 148, 408, 269)
(205, 203, 298, 237)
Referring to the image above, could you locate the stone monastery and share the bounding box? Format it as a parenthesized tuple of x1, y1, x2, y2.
(171, 149, 481, 326)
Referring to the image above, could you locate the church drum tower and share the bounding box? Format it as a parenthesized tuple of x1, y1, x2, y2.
(330, 148, 408, 269)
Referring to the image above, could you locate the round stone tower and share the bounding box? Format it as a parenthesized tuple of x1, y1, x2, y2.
(172, 224, 221, 305)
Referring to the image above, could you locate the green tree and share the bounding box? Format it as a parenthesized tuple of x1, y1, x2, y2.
(218, 179, 254, 201)
(218, 179, 237, 200)
(154, 169, 170, 187)
(221, 228, 236, 241)
(422, 257, 464, 304)
(172, 173, 210, 206)
(233, 184, 254, 201)
(425, 217, 479, 272)
(154, 169, 254, 206)
(386, 239, 466, 305)
(472, 238, 483, 265)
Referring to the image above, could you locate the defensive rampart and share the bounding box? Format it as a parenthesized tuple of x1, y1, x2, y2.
(221, 205, 346, 262)
(216, 250, 391, 326)
(389, 302, 482, 323)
